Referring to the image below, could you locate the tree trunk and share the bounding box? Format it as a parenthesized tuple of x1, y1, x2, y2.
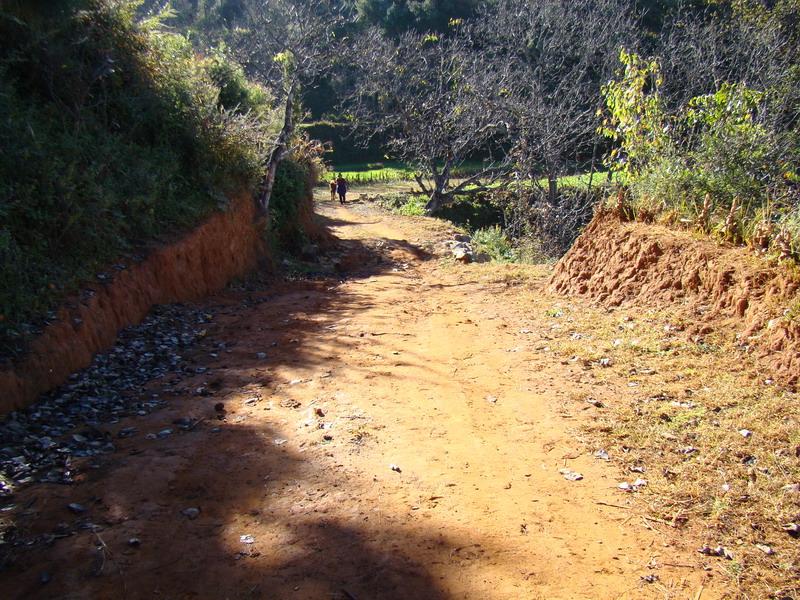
(258, 81, 296, 216)
(588, 138, 598, 193)
(424, 160, 451, 215)
(548, 174, 558, 204)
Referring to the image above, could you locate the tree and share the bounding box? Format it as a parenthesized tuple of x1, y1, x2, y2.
(342, 27, 512, 213)
(234, 0, 351, 215)
(354, 0, 479, 35)
(473, 0, 639, 202)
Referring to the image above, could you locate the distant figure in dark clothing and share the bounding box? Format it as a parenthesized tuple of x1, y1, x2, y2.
(329, 179, 336, 202)
(335, 174, 347, 204)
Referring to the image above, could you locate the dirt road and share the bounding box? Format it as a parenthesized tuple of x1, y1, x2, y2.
(2, 199, 717, 599)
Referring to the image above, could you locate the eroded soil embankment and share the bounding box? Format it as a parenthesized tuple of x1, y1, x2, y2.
(549, 211, 800, 385)
(0, 194, 265, 415)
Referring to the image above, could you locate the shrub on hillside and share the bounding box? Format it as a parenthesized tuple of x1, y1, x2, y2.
(471, 226, 518, 263)
(601, 47, 799, 258)
(0, 0, 281, 354)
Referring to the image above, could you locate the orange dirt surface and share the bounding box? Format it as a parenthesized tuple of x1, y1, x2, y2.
(550, 210, 800, 387)
(0, 201, 720, 599)
(0, 194, 265, 415)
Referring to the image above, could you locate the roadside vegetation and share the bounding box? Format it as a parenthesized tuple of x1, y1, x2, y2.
(524, 289, 800, 599)
(602, 37, 800, 260)
(0, 1, 314, 356)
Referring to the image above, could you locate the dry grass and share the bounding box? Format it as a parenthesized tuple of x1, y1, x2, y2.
(460, 261, 799, 598)
(502, 280, 800, 599)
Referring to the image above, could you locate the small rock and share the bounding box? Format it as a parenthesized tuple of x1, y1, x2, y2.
(739, 429, 753, 439)
(558, 468, 583, 481)
(781, 483, 800, 494)
(214, 402, 225, 412)
(256, 352, 267, 360)
(486, 395, 498, 404)
(181, 507, 200, 520)
(782, 522, 799, 538)
(755, 543, 774, 555)
(452, 246, 472, 263)
(240, 534, 255, 544)
(641, 574, 659, 584)
(301, 244, 319, 259)
(128, 537, 141, 547)
(670, 400, 696, 409)
(593, 449, 610, 461)
(585, 397, 604, 408)
(39, 571, 51, 585)
(619, 478, 647, 492)
(322, 434, 333, 441)
(314, 408, 326, 417)
(273, 438, 288, 446)
(698, 545, 733, 559)
(67, 503, 86, 514)
(390, 464, 402, 473)
(156, 429, 172, 438)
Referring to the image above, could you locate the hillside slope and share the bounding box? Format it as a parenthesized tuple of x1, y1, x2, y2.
(550, 210, 800, 386)
(0, 0, 279, 356)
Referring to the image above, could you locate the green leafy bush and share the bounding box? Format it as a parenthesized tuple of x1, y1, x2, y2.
(601, 49, 799, 257)
(472, 226, 518, 263)
(395, 196, 427, 216)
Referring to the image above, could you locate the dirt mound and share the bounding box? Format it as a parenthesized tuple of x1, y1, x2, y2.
(549, 210, 800, 386)
(0, 194, 265, 415)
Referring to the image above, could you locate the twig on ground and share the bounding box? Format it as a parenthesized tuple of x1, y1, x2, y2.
(596, 501, 630, 509)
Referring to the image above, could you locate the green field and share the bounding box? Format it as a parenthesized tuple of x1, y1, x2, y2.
(323, 162, 615, 190)
(323, 161, 488, 184)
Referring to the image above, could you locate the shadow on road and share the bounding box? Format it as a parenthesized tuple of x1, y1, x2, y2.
(0, 215, 493, 599)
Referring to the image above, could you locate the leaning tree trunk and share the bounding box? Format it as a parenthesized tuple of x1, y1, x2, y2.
(547, 173, 558, 205)
(425, 189, 447, 214)
(424, 160, 452, 215)
(258, 82, 296, 216)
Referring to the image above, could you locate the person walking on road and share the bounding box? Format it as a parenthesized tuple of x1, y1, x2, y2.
(335, 174, 348, 204)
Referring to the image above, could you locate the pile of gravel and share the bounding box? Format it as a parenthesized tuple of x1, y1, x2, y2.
(0, 304, 214, 495)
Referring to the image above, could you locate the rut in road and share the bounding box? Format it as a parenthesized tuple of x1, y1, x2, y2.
(2, 200, 716, 600)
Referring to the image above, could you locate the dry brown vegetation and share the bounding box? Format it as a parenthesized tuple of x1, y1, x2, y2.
(461, 258, 798, 598)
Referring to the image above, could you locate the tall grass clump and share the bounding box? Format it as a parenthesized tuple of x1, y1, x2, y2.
(471, 226, 518, 262)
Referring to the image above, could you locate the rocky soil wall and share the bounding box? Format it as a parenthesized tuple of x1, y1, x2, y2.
(549, 210, 800, 386)
(0, 194, 265, 414)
